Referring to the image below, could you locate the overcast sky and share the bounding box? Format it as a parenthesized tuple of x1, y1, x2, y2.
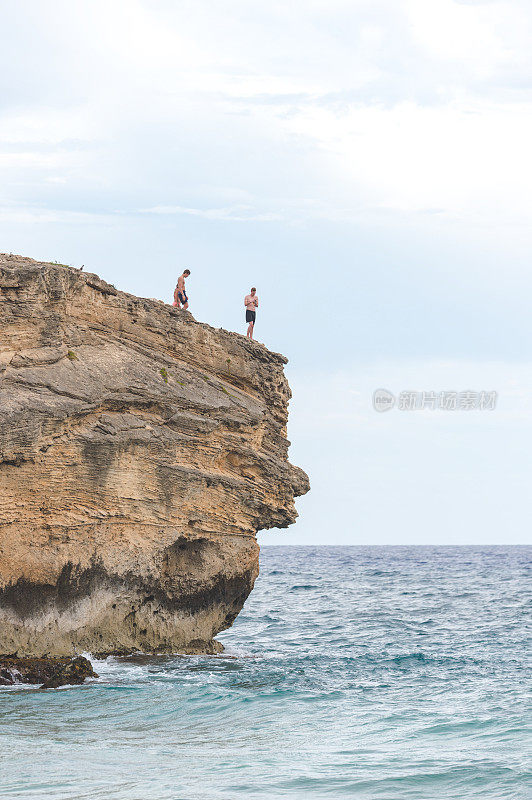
(1, 0, 531, 544)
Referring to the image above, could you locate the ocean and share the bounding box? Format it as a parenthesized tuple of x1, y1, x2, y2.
(1, 546, 530, 800)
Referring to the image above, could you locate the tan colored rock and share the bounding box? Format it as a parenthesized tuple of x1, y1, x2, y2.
(0, 254, 309, 656)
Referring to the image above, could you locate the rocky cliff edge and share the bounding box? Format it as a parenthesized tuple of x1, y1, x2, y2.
(0, 254, 309, 656)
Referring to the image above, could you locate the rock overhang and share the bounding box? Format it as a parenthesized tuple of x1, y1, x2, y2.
(0, 253, 309, 656)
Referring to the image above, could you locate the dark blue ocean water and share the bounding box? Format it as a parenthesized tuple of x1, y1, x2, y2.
(1, 546, 530, 800)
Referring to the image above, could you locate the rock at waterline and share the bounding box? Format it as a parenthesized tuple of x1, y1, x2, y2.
(0, 656, 97, 689)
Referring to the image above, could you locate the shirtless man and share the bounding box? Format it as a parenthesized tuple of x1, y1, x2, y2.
(173, 269, 190, 310)
(244, 287, 258, 339)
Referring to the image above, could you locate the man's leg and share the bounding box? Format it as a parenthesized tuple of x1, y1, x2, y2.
(247, 321, 254, 339)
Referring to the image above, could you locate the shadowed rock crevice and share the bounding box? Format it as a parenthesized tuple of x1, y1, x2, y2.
(0, 254, 309, 656)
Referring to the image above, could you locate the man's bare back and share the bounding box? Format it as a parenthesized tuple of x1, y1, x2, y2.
(173, 269, 190, 310)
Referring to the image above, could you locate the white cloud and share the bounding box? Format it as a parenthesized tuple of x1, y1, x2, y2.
(282, 99, 532, 222)
(0, 107, 95, 145)
(141, 205, 284, 222)
(1, 0, 530, 241)
(0, 206, 112, 225)
(405, 0, 508, 70)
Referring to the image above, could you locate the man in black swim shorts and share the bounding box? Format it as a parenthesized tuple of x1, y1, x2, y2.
(173, 269, 190, 310)
(244, 287, 258, 339)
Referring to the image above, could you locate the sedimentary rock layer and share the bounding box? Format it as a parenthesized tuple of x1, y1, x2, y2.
(0, 254, 309, 656)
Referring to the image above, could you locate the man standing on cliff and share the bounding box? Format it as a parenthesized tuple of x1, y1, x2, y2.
(173, 269, 190, 310)
(244, 287, 258, 339)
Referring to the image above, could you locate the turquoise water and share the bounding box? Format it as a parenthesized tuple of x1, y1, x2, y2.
(1, 546, 530, 799)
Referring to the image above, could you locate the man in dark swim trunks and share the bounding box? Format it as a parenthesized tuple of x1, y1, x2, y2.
(173, 269, 190, 310)
(244, 287, 258, 339)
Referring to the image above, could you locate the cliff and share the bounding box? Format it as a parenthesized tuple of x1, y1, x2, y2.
(0, 254, 309, 657)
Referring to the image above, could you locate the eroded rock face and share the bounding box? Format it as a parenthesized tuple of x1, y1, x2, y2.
(0, 254, 309, 656)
